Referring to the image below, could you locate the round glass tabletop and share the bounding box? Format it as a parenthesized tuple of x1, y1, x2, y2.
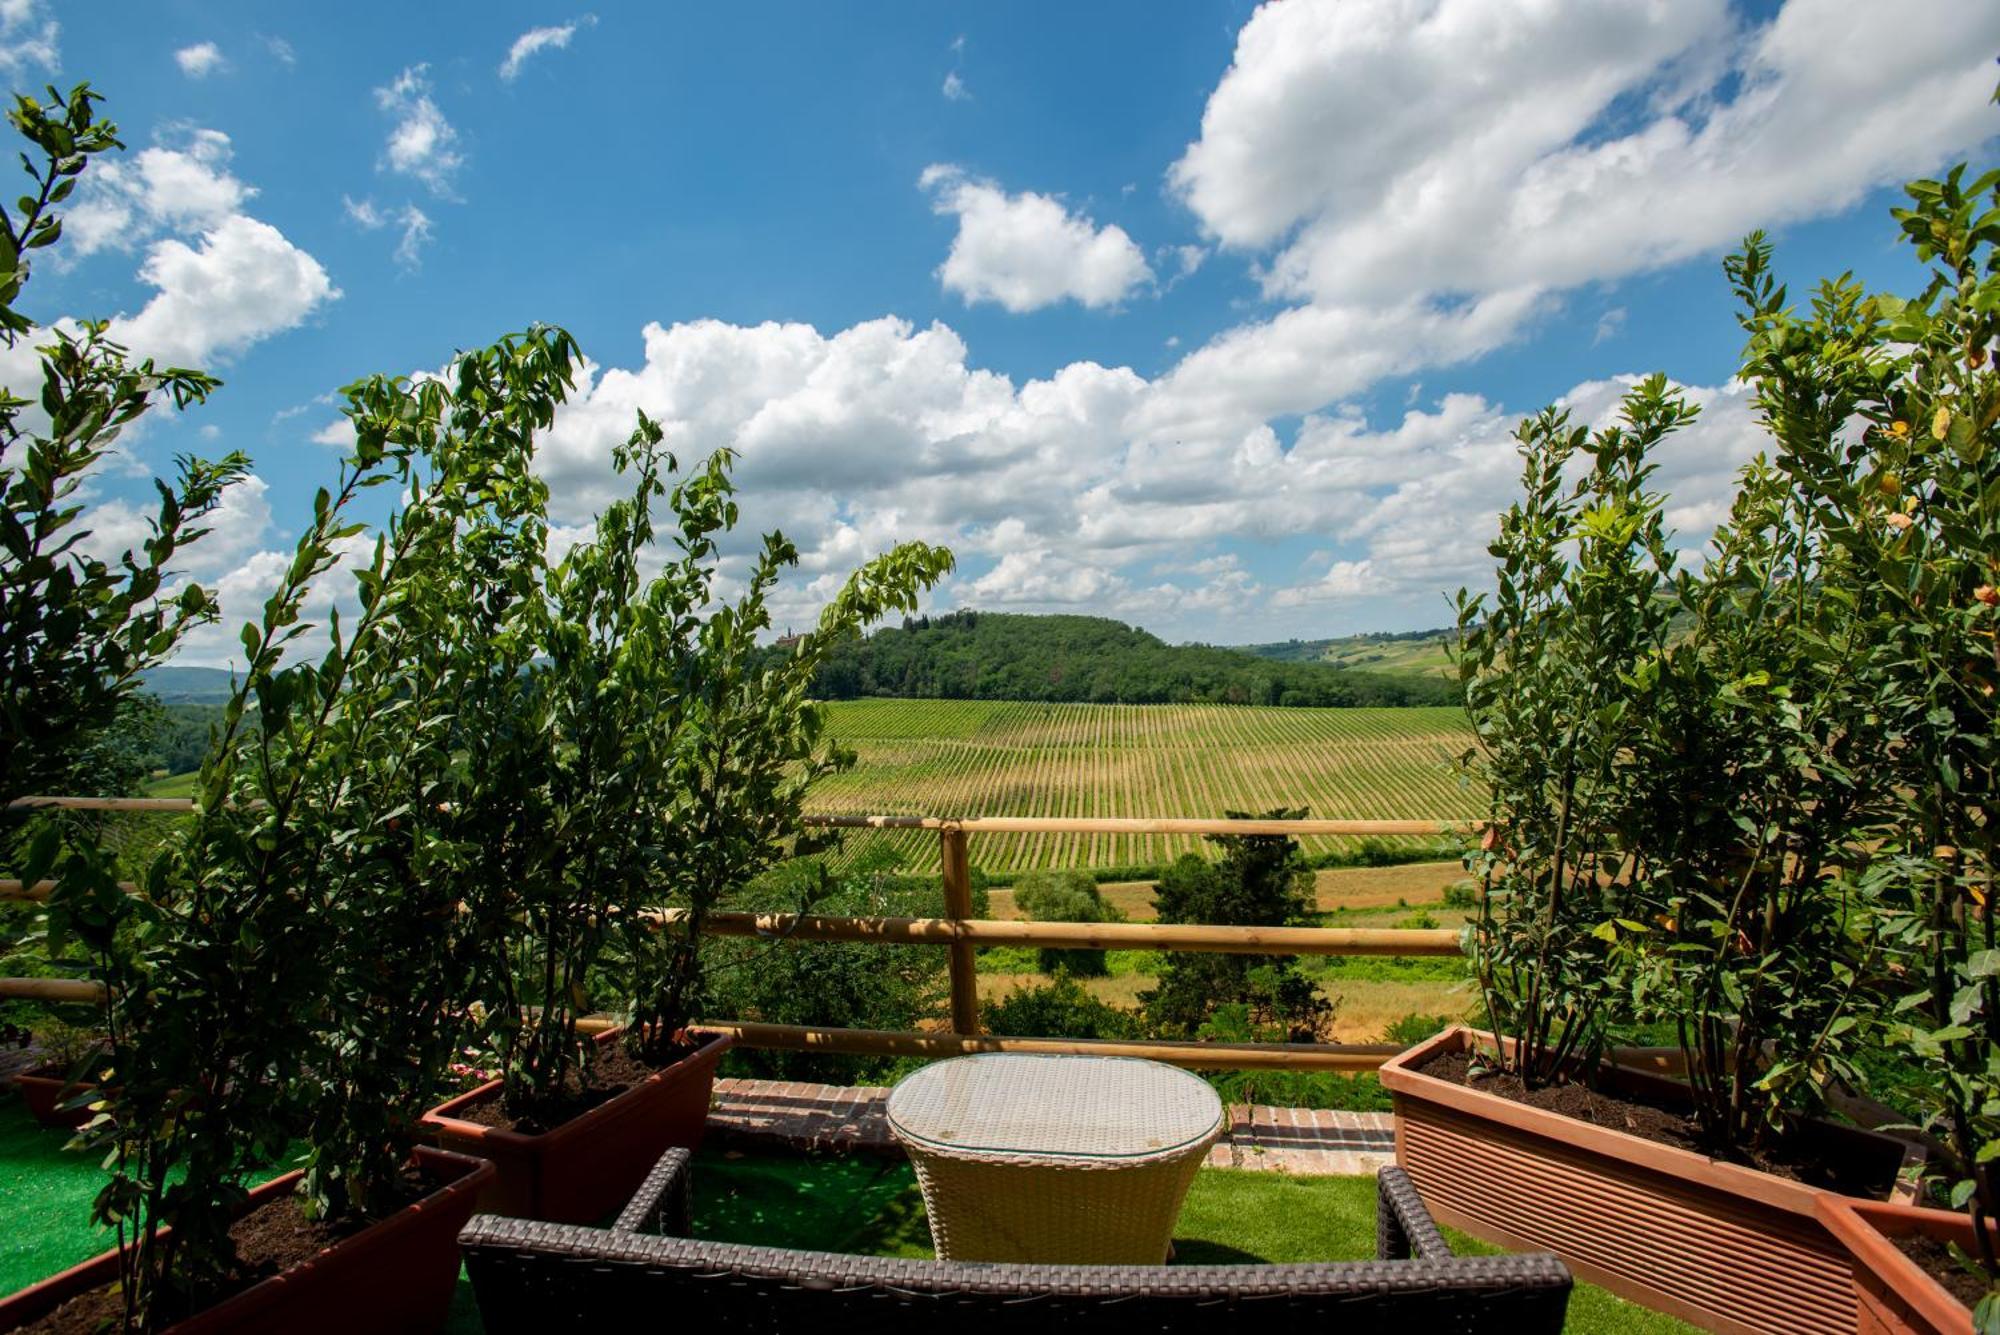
(885, 1053, 1224, 1160)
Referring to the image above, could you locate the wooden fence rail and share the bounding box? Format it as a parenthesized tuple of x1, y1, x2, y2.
(2, 798, 1472, 1072)
(804, 813, 1477, 837)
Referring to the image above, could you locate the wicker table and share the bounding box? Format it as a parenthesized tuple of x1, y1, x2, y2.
(885, 1053, 1225, 1264)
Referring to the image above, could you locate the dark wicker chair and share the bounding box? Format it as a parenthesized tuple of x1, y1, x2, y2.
(459, 1149, 1572, 1333)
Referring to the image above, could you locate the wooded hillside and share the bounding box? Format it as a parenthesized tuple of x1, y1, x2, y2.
(772, 612, 1461, 707)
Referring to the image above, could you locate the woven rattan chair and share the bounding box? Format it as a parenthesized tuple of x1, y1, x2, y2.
(459, 1148, 1573, 1333)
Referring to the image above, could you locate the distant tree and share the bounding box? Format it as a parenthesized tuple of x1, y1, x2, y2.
(1011, 869, 1123, 976)
(1141, 809, 1334, 1041)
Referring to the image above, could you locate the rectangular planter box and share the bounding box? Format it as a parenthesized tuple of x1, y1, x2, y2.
(0, 1146, 493, 1334)
(422, 1028, 731, 1223)
(13, 1065, 101, 1129)
(1380, 1026, 1924, 1335)
(1817, 1195, 1988, 1335)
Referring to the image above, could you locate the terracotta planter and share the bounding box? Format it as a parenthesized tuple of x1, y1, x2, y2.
(1817, 1195, 1987, 1334)
(421, 1028, 731, 1223)
(13, 1065, 104, 1129)
(1380, 1026, 1925, 1335)
(0, 1146, 493, 1334)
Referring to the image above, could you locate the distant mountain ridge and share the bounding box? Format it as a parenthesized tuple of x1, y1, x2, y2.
(776, 612, 1461, 707)
(140, 665, 239, 703)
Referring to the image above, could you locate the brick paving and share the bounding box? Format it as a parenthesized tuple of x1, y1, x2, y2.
(708, 1077, 1394, 1175)
(710, 1078, 901, 1156)
(0, 1041, 46, 1081)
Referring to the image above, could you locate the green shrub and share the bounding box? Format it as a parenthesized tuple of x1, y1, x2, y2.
(706, 853, 949, 1085)
(1193, 1006, 1388, 1111)
(983, 974, 1140, 1041)
(1201, 1068, 1391, 1113)
(1380, 1012, 1451, 1048)
(1012, 869, 1124, 976)
(0, 87, 245, 823)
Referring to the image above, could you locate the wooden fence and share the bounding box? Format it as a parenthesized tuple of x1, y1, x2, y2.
(1, 799, 1474, 1072)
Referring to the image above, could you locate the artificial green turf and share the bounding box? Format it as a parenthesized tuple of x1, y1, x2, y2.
(1171, 1166, 1696, 1334)
(7, 1098, 1691, 1334)
(0, 1096, 123, 1294)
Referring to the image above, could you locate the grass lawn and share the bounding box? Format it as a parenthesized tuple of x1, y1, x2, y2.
(2, 1098, 1690, 1333)
(139, 771, 199, 798)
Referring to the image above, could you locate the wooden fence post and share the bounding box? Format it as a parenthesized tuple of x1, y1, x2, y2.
(940, 826, 980, 1036)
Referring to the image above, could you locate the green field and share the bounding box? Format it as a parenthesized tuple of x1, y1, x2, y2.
(813, 701, 1479, 874)
(128, 701, 1483, 879)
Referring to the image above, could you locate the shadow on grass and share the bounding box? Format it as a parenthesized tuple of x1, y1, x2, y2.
(1169, 1239, 1267, 1265)
(692, 1149, 931, 1258)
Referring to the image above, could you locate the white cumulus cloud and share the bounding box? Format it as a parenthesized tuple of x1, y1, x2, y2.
(921, 165, 1154, 313)
(376, 64, 464, 196)
(510, 306, 1764, 641)
(33, 124, 339, 370)
(65, 127, 252, 258)
(0, 0, 58, 76)
(175, 41, 225, 78)
(1171, 0, 2000, 306)
(111, 215, 339, 367)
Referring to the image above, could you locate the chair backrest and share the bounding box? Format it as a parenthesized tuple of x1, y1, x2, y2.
(461, 1210, 1573, 1333)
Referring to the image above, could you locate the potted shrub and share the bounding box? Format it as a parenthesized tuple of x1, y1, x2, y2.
(11, 327, 570, 1330)
(421, 415, 953, 1222)
(0, 84, 246, 1146)
(1785, 163, 1999, 1332)
(4, 152, 621, 1325)
(1382, 232, 1933, 1328)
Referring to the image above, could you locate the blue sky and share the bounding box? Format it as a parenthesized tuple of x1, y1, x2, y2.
(6, 0, 1998, 663)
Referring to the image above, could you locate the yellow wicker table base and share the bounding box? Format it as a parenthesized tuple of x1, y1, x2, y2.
(905, 1139, 1214, 1264)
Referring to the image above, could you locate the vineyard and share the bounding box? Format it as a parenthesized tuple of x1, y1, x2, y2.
(810, 700, 1481, 874)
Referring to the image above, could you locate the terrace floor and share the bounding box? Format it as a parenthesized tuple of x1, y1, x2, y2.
(710, 1076, 1400, 1174)
(1, 1086, 1694, 1335)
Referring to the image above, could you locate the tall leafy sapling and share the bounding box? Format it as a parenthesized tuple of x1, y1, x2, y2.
(1, 84, 246, 814)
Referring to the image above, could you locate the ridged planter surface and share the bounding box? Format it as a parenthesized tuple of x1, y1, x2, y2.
(0, 1146, 493, 1334)
(1816, 1195, 1983, 1335)
(421, 1028, 731, 1223)
(1380, 1026, 1921, 1335)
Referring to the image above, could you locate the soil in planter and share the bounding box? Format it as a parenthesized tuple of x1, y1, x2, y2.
(1415, 1049, 1894, 1195)
(1893, 1233, 1994, 1312)
(455, 1039, 700, 1136)
(16, 1171, 427, 1335)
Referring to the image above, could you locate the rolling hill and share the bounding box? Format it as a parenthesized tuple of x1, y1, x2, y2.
(1234, 628, 1456, 679)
